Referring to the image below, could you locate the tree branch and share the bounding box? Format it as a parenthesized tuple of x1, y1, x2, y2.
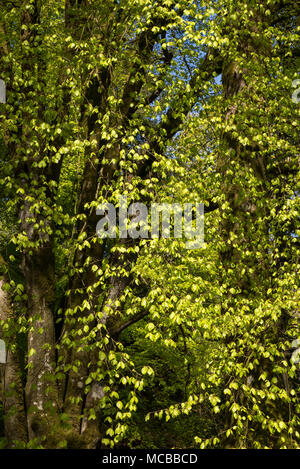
(111, 310, 150, 338)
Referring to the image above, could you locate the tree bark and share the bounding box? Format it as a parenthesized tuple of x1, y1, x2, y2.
(0, 276, 27, 447)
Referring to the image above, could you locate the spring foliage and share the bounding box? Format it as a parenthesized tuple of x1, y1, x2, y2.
(0, 0, 299, 449)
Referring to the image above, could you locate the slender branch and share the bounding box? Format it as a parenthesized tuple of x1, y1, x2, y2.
(111, 310, 150, 338)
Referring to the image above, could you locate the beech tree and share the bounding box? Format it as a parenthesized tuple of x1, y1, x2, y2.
(0, 0, 299, 449)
